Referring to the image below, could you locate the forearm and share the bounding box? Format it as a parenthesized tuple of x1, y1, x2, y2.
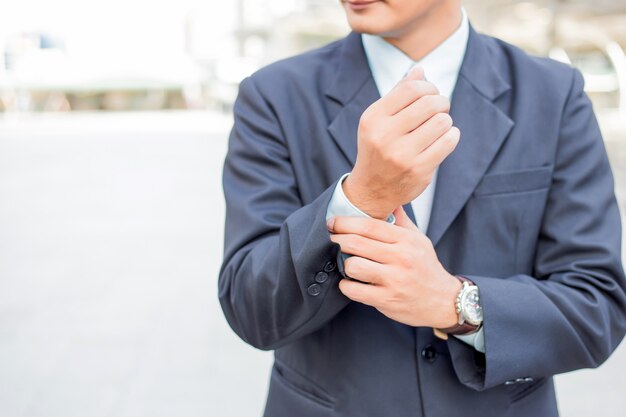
(448, 266, 626, 391)
(219, 181, 349, 350)
(219, 76, 351, 350)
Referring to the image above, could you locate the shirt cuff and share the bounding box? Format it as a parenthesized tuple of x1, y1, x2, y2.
(453, 326, 485, 353)
(326, 173, 395, 223)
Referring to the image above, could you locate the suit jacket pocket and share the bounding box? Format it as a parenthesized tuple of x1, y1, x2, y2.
(269, 359, 336, 409)
(507, 377, 549, 405)
(264, 364, 336, 417)
(474, 166, 553, 197)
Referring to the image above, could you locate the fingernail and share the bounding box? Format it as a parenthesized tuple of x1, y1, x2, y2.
(405, 65, 424, 80)
(326, 217, 335, 232)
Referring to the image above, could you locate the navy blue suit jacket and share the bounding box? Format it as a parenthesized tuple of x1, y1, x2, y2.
(219, 27, 626, 417)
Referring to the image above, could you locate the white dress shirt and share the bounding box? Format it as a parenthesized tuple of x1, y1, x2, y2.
(325, 9, 486, 353)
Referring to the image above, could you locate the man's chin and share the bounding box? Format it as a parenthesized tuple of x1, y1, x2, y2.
(345, 19, 389, 36)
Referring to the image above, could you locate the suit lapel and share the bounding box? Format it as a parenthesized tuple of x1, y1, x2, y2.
(325, 32, 382, 167)
(325, 33, 418, 225)
(427, 28, 514, 246)
(326, 78, 380, 166)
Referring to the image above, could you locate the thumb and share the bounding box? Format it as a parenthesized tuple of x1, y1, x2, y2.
(393, 206, 419, 231)
(404, 65, 425, 82)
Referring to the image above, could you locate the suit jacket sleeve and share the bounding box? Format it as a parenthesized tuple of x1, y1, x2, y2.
(447, 68, 626, 390)
(218, 76, 349, 350)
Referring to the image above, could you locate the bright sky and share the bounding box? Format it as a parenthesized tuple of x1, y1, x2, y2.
(0, 0, 226, 60)
(0, 0, 303, 61)
(0, 0, 314, 85)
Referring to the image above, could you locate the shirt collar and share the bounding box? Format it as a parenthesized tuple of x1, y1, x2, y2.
(361, 8, 469, 98)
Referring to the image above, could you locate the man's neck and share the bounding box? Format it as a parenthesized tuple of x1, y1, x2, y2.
(382, 5, 463, 62)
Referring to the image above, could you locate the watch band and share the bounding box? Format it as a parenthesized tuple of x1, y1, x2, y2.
(434, 276, 480, 339)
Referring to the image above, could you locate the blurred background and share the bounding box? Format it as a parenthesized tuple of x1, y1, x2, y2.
(0, 0, 624, 416)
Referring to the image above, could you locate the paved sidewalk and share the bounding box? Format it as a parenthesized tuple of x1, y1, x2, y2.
(0, 111, 624, 417)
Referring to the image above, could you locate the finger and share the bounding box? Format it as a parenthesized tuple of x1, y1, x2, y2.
(404, 65, 425, 82)
(392, 206, 419, 232)
(389, 95, 451, 137)
(399, 112, 453, 153)
(416, 126, 461, 172)
(373, 80, 439, 117)
(328, 216, 403, 243)
(338, 278, 382, 305)
(330, 233, 397, 264)
(343, 256, 387, 285)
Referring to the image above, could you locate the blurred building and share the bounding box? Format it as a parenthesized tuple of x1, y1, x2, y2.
(465, 0, 626, 110)
(0, 0, 625, 113)
(199, 0, 626, 113)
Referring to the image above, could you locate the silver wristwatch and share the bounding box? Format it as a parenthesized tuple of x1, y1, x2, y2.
(455, 278, 483, 327)
(436, 276, 483, 338)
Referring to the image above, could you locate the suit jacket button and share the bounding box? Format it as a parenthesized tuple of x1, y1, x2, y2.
(421, 345, 438, 363)
(323, 261, 337, 272)
(307, 283, 322, 296)
(315, 271, 329, 283)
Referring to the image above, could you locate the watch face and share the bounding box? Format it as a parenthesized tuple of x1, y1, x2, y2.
(461, 287, 483, 325)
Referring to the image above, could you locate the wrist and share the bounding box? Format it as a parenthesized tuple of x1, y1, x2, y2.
(342, 174, 395, 220)
(439, 274, 463, 328)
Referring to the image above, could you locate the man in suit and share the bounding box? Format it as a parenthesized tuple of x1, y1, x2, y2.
(219, 1, 626, 416)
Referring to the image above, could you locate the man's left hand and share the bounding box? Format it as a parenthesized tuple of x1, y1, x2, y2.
(327, 207, 461, 329)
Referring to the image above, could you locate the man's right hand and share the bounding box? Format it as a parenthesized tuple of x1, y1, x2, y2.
(343, 66, 460, 220)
